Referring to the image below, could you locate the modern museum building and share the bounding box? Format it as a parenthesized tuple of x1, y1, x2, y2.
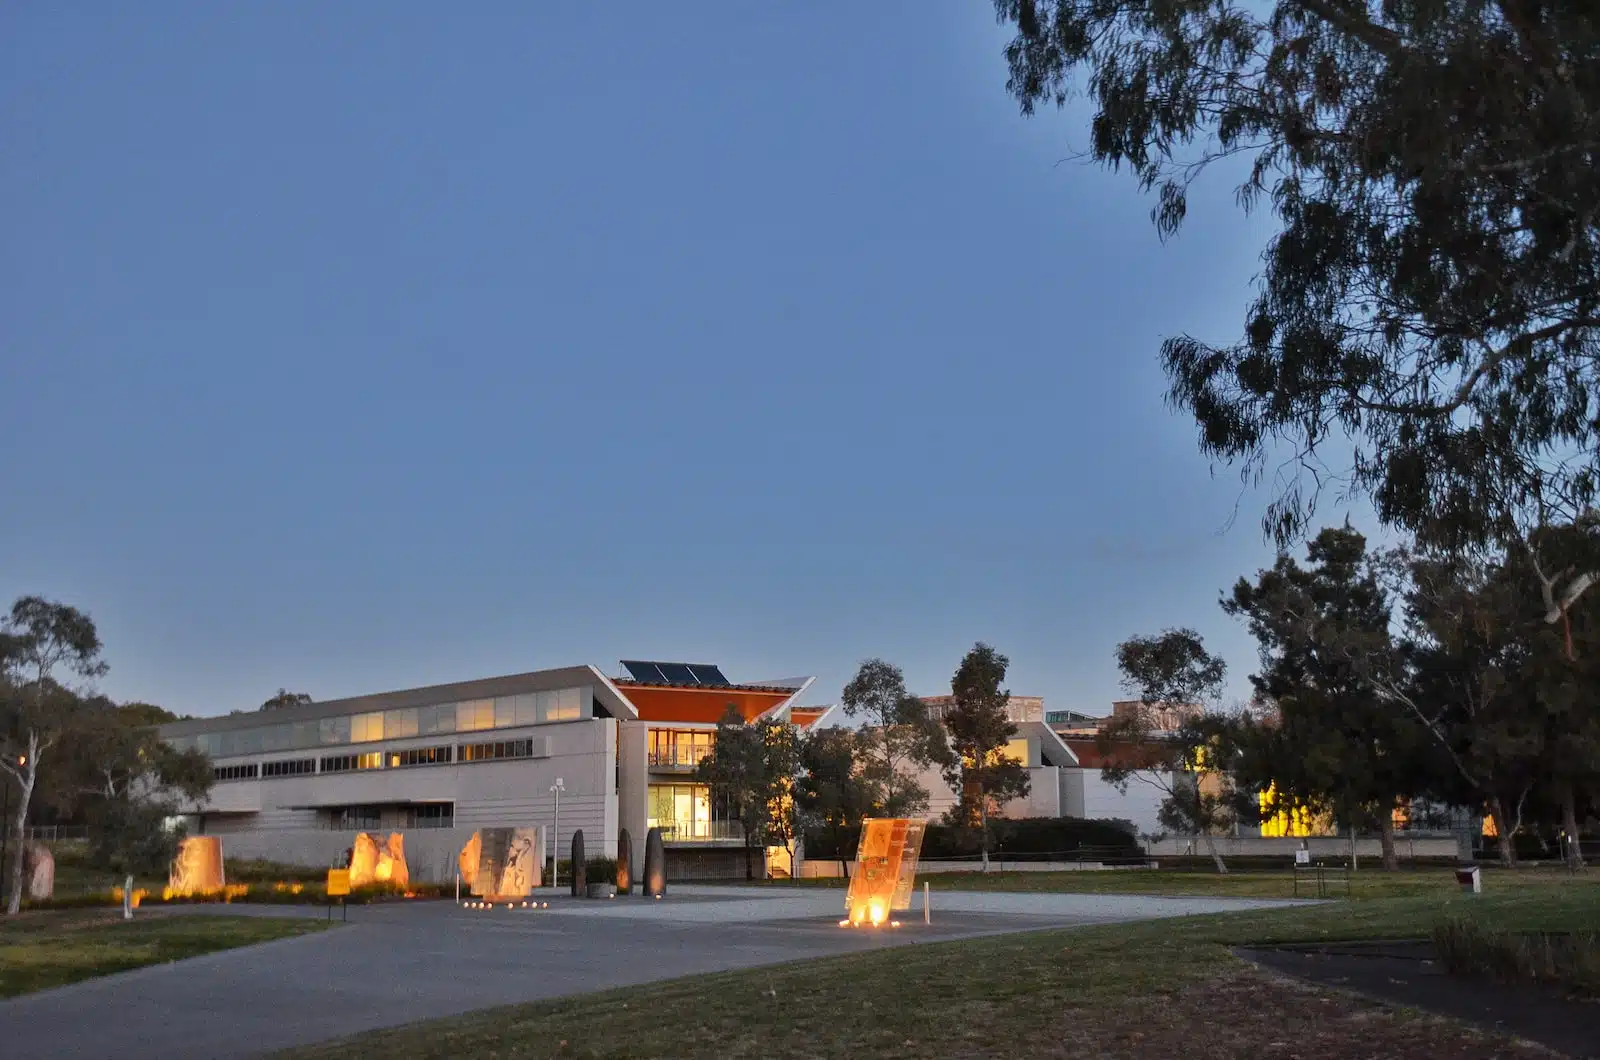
(158, 661, 828, 882)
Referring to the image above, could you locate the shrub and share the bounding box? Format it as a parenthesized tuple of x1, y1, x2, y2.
(803, 817, 1142, 862)
(584, 857, 618, 885)
(1434, 918, 1600, 996)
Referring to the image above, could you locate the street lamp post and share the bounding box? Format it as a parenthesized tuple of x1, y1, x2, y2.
(549, 778, 565, 889)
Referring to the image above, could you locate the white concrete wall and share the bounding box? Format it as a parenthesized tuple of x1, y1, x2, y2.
(617, 721, 649, 873)
(193, 718, 619, 873)
(1073, 769, 1170, 835)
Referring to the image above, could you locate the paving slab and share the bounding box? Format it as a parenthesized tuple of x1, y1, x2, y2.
(0, 888, 1309, 1059)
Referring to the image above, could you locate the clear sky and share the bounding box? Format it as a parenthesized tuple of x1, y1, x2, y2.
(1, 3, 1366, 718)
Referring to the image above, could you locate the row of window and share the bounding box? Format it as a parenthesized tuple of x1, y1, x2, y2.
(459, 738, 538, 763)
(323, 804, 455, 831)
(319, 752, 384, 774)
(212, 739, 548, 782)
(173, 686, 592, 758)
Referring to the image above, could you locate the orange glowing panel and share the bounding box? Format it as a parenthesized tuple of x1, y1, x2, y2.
(169, 836, 226, 896)
(844, 818, 926, 926)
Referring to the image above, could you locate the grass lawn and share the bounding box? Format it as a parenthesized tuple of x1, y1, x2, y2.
(768, 864, 1600, 901)
(279, 878, 1600, 1060)
(0, 909, 331, 998)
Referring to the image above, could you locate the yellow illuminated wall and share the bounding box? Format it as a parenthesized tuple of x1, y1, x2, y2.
(1256, 785, 1334, 838)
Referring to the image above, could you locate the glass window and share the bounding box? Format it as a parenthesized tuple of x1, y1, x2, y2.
(494, 697, 517, 729)
(547, 687, 582, 722)
(384, 707, 419, 739)
(319, 715, 351, 746)
(457, 700, 494, 732)
(513, 694, 538, 726)
(420, 704, 457, 735)
(351, 712, 384, 742)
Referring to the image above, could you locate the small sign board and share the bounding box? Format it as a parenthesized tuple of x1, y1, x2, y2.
(326, 869, 351, 897)
(1294, 849, 1311, 866)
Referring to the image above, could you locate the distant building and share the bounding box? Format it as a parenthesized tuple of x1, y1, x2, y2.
(920, 694, 1043, 725)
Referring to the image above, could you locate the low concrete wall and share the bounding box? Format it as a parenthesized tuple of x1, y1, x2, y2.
(211, 828, 477, 884)
(1145, 835, 1461, 859)
(797, 859, 1111, 878)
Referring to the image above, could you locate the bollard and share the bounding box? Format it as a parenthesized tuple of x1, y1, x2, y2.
(923, 881, 930, 925)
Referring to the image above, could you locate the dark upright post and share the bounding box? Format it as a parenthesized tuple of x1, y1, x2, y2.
(643, 826, 666, 897)
(570, 829, 586, 896)
(616, 828, 632, 894)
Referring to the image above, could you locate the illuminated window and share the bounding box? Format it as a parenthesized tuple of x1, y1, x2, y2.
(459, 738, 536, 762)
(648, 729, 715, 768)
(350, 712, 385, 743)
(457, 700, 495, 732)
(319, 752, 383, 773)
(386, 745, 453, 768)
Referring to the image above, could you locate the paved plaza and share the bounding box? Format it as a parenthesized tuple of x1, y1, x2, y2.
(0, 886, 1309, 1059)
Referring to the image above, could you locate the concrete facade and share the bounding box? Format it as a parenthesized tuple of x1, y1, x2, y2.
(159, 663, 820, 881)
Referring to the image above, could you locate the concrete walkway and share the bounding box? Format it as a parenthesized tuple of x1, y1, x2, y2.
(0, 888, 1309, 1059)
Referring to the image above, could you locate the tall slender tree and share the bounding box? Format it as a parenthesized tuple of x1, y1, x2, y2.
(940, 643, 1029, 871)
(839, 659, 947, 816)
(0, 597, 107, 914)
(697, 707, 801, 880)
(1222, 526, 1428, 870)
(1105, 629, 1238, 873)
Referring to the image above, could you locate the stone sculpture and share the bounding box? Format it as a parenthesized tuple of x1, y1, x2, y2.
(462, 828, 542, 899)
(643, 826, 665, 897)
(615, 828, 632, 894)
(348, 832, 410, 888)
(23, 842, 54, 900)
(169, 836, 226, 896)
(569, 829, 586, 896)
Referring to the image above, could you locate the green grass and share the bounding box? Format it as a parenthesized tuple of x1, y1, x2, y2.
(279, 879, 1600, 1060)
(0, 910, 331, 998)
(767, 864, 1599, 900)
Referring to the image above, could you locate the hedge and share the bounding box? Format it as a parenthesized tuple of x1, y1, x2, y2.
(803, 817, 1141, 861)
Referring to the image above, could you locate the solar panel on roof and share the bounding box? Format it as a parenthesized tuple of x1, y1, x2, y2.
(686, 664, 730, 686)
(621, 660, 667, 683)
(654, 662, 697, 685)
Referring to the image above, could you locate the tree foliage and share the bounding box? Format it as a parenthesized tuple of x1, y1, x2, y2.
(1107, 628, 1242, 871)
(260, 689, 312, 711)
(995, 1, 1600, 593)
(1221, 525, 1431, 868)
(794, 726, 873, 873)
(839, 658, 947, 816)
(940, 643, 1030, 865)
(1, 596, 108, 914)
(696, 707, 801, 880)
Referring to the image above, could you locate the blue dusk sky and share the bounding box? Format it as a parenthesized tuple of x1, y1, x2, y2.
(0, 3, 1373, 718)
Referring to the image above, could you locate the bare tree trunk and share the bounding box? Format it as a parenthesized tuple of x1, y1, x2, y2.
(1562, 788, 1585, 869)
(1202, 834, 1228, 874)
(1489, 797, 1516, 866)
(979, 796, 990, 873)
(5, 745, 38, 916)
(1379, 810, 1399, 872)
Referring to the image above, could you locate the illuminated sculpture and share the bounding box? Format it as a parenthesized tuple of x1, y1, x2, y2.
(615, 828, 632, 894)
(642, 827, 665, 897)
(843, 818, 926, 927)
(461, 828, 543, 899)
(23, 842, 54, 900)
(348, 832, 410, 888)
(169, 836, 226, 896)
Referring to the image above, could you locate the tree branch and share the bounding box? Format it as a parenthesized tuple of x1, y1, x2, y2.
(1292, 0, 1404, 57)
